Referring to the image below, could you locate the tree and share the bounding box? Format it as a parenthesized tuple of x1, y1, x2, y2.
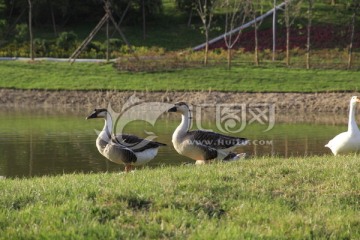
(251, 0, 268, 66)
(195, 0, 219, 66)
(175, 0, 196, 26)
(47, 0, 57, 36)
(347, 1, 359, 69)
(28, 0, 34, 60)
(0, 0, 6, 39)
(112, 0, 163, 40)
(272, 0, 276, 61)
(306, 0, 314, 69)
(283, 0, 302, 66)
(222, 0, 250, 69)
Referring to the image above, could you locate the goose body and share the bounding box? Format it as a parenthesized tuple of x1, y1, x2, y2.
(325, 96, 360, 155)
(87, 108, 166, 172)
(168, 102, 248, 164)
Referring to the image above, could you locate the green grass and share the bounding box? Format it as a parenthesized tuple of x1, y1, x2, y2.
(0, 155, 359, 239)
(1, 61, 360, 92)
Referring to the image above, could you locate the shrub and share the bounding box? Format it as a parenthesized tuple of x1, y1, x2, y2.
(86, 41, 102, 52)
(14, 24, 28, 44)
(102, 38, 123, 52)
(115, 51, 207, 72)
(0, 19, 6, 39)
(34, 38, 51, 56)
(56, 31, 77, 51)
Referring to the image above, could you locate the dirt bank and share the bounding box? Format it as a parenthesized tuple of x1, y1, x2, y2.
(0, 89, 358, 113)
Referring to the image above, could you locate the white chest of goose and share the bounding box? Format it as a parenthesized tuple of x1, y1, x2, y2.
(86, 108, 166, 172)
(325, 96, 360, 155)
(168, 102, 248, 164)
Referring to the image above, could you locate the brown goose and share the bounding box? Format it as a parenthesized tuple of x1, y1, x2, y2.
(168, 102, 248, 164)
(86, 108, 166, 172)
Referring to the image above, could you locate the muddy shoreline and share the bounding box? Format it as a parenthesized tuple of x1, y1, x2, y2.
(0, 88, 358, 113)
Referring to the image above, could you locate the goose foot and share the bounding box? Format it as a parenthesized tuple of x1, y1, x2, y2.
(195, 160, 210, 165)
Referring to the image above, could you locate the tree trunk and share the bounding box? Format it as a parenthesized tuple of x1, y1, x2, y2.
(106, 15, 110, 62)
(286, 26, 290, 66)
(227, 47, 232, 70)
(5, 9, 26, 39)
(348, 13, 355, 70)
(254, 18, 259, 66)
(204, 29, 209, 66)
(48, 0, 57, 36)
(28, 0, 34, 60)
(142, 0, 146, 40)
(306, 0, 313, 70)
(187, 9, 193, 27)
(272, 0, 276, 61)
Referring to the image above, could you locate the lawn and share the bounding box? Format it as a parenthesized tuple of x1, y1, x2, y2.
(1, 61, 360, 92)
(0, 155, 359, 239)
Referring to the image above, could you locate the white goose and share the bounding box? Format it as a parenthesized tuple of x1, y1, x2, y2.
(86, 108, 166, 172)
(168, 102, 248, 164)
(325, 96, 360, 155)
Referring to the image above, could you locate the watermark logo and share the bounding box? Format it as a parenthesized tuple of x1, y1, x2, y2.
(195, 103, 275, 133)
(95, 95, 172, 150)
(94, 95, 276, 149)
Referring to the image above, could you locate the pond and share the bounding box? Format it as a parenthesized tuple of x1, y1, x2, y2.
(0, 106, 350, 178)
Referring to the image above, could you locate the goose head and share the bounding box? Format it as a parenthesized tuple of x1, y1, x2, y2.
(86, 108, 108, 119)
(350, 96, 360, 106)
(168, 102, 190, 114)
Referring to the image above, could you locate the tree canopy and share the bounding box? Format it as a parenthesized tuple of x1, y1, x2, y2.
(1, 0, 163, 27)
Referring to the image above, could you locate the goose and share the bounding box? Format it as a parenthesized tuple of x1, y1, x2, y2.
(325, 96, 360, 155)
(86, 108, 166, 172)
(168, 102, 248, 164)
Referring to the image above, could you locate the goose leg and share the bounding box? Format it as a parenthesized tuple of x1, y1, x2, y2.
(125, 165, 133, 172)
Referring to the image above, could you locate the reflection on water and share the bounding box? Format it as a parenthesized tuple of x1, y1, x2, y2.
(0, 107, 352, 178)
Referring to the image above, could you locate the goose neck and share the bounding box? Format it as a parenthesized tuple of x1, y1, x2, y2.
(99, 113, 113, 142)
(348, 102, 359, 133)
(175, 110, 192, 135)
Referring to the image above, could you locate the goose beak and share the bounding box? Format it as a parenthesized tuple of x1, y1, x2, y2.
(168, 106, 177, 112)
(86, 112, 97, 120)
(356, 97, 360, 103)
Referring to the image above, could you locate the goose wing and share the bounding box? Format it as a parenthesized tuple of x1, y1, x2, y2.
(187, 130, 247, 149)
(192, 143, 218, 160)
(106, 142, 137, 164)
(112, 134, 166, 152)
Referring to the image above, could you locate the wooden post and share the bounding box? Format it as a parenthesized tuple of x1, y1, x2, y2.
(70, 0, 137, 63)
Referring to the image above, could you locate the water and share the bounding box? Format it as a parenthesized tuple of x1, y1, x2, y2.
(0, 107, 350, 178)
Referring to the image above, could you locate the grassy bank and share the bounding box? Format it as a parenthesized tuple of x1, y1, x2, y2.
(0, 155, 359, 239)
(1, 61, 360, 92)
